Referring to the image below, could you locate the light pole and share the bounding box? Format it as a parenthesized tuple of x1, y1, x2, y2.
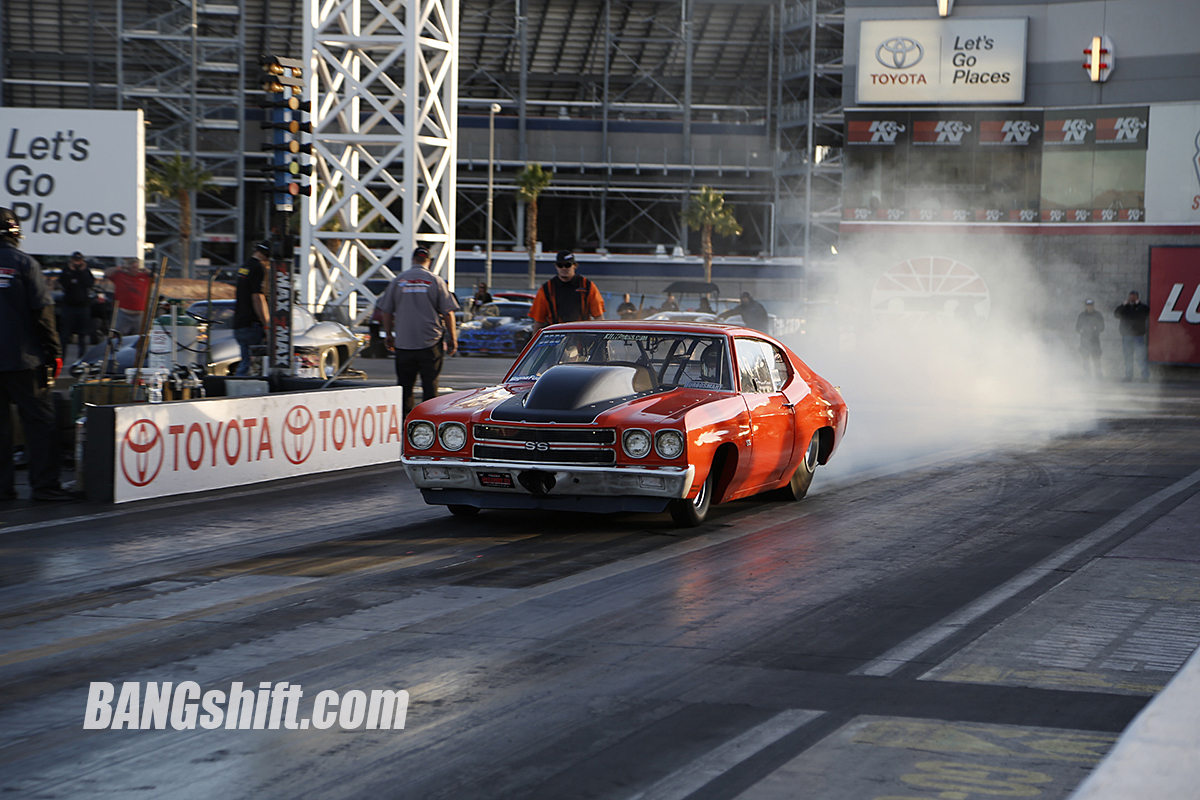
(486, 102, 501, 292)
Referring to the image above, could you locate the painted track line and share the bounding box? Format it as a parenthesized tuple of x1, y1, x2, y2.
(627, 709, 824, 800)
(853, 465, 1200, 678)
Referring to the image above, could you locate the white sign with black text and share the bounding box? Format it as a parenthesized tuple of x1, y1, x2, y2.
(857, 18, 1027, 104)
(1145, 102, 1200, 224)
(1, 108, 145, 258)
(113, 386, 403, 503)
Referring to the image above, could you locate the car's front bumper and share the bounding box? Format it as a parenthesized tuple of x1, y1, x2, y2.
(401, 457, 695, 513)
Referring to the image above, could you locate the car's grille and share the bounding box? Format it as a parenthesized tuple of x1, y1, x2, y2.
(472, 444, 616, 464)
(474, 425, 616, 445)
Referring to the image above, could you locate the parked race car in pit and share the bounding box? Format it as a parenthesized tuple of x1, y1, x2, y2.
(402, 321, 847, 526)
(73, 299, 360, 378)
(457, 301, 536, 357)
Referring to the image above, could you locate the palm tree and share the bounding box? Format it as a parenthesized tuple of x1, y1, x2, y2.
(146, 153, 216, 279)
(683, 185, 743, 283)
(515, 163, 552, 289)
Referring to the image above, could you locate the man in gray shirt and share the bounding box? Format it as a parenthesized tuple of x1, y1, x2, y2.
(377, 246, 459, 413)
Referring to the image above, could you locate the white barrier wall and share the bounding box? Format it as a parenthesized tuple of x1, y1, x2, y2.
(112, 386, 403, 503)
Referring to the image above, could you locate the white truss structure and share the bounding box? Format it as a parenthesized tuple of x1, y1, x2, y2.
(301, 0, 458, 324)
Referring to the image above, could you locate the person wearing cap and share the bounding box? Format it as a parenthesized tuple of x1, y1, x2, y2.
(58, 251, 95, 361)
(1114, 290, 1151, 381)
(530, 250, 605, 330)
(0, 207, 73, 502)
(718, 291, 769, 333)
(1076, 299, 1104, 379)
(231, 242, 271, 376)
(104, 258, 151, 336)
(377, 246, 460, 413)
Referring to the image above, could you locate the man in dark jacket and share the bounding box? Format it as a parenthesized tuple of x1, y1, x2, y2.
(0, 207, 72, 501)
(58, 251, 95, 361)
(719, 292, 770, 333)
(1114, 290, 1150, 381)
(232, 243, 270, 376)
(1076, 299, 1104, 379)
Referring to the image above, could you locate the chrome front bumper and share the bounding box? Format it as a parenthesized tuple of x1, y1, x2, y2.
(401, 457, 695, 500)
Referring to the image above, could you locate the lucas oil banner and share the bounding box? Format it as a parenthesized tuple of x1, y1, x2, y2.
(1149, 247, 1200, 365)
(113, 386, 402, 503)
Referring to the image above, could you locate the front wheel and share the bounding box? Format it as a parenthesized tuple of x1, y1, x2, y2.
(668, 466, 715, 527)
(320, 347, 340, 379)
(777, 433, 819, 501)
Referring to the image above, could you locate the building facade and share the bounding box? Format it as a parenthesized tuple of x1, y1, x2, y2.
(837, 0, 1200, 346)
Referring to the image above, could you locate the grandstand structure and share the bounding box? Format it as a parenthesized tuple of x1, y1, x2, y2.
(1, 0, 842, 295)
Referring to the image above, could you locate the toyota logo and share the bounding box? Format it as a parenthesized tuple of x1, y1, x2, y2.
(282, 405, 316, 465)
(876, 37, 924, 69)
(120, 419, 164, 487)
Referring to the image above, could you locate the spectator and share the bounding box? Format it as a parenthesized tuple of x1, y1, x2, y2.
(58, 251, 95, 361)
(231, 243, 270, 376)
(470, 282, 493, 317)
(0, 207, 72, 501)
(719, 291, 769, 332)
(105, 259, 151, 336)
(661, 293, 679, 312)
(616, 293, 638, 320)
(530, 250, 605, 329)
(1113, 290, 1150, 381)
(377, 246, 459, 413)
(1076, 299, 1104, 379)
(698, 296, 714, 314)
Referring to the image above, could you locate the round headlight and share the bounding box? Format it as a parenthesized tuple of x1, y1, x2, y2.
(655, 430, 685, 459)
(439, 422, 467, 451)
(622, 429, 652, 459)
(407, 420, 435, 449)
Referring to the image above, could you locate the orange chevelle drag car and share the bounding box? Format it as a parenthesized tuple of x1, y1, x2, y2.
(401, 321, 847, 526)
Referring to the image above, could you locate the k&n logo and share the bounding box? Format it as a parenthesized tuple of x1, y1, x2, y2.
(935, 121, 972, 143)
(1112, 117, 1147, 141)
(1002, 120, 1040, 143)
(1060, 119, 1093, 142)
(870, 120, 906, 143)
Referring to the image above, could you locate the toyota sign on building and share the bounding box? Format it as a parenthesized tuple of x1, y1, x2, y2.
(858, 19, 1028, 104)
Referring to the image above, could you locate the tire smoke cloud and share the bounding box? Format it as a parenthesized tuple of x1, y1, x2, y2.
(780, 231, 1122, 480)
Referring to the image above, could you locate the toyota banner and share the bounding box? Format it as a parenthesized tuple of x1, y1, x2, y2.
(857, 18, 1028, 104)
(109, 386, 403, 503)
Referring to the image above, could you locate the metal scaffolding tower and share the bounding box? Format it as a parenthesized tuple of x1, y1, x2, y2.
(300, 0, 459, 324)
(774, 0, 842, 287)
(452, 0, 777, 258)
(3, 0, 825, 295)
(117, 0, 247, 274)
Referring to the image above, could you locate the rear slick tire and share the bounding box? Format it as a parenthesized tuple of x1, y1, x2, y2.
(669, 466, 714, 527)
(448, 504, 480, 518)
(778, 433, 819, 501)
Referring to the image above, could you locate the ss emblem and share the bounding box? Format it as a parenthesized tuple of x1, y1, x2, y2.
(524, 441, 549, 451)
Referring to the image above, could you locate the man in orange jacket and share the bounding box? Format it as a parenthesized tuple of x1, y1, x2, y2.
(530, 250, 605, 330)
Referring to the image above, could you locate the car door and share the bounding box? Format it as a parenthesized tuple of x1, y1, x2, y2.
(734, 338, 795, 489)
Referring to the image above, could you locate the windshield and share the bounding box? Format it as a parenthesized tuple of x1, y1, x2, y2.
(509, 330, 733, 390)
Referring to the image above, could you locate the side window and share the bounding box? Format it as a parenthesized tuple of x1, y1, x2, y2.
(735, 338, 773, 393)
(768, 345, 790, 392)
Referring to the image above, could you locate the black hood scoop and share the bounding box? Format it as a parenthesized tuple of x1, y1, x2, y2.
(491, 363, 660, 423)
